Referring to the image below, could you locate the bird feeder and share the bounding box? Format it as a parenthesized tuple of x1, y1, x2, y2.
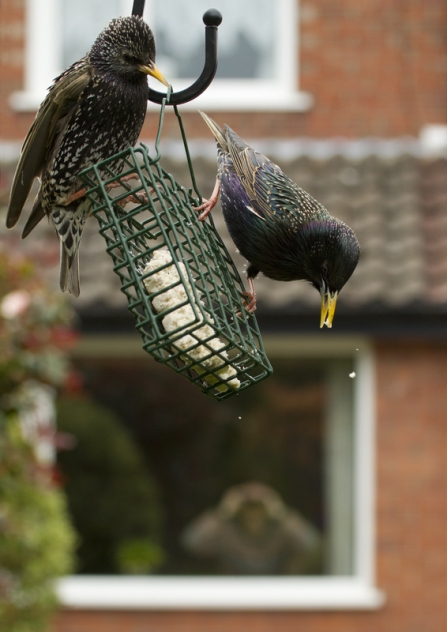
(79, 5, 273, 400)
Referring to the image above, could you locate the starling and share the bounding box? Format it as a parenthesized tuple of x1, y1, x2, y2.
(6, 16, 169, 297)
(198, 112, 360, 328)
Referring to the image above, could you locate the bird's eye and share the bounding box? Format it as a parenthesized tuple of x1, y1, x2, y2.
(123, 53, 141, 65)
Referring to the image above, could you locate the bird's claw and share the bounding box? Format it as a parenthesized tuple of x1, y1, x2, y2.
(236, 291, 257, 317)
(236, 276, 257, 316)
(241, 291, 257, 313)
(195, 178, 221, 221)
(62, 175, 147, 208)
(106, 174, 160, 208)
(195, 198, 215, 221)
(106, 173, 140, 191)
(114, 190, 153, 208)
(61, 188, 87, 206)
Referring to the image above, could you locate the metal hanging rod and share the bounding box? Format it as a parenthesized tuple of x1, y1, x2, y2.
(131, 2, 222, 105)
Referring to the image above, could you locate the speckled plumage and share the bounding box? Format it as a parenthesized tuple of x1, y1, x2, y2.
(7, 16, 168, 297)
(199, 112, 360, 327)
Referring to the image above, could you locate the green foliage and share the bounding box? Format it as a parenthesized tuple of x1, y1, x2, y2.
(0, 415, 76, 632)
(56, 396, 163, 574)
(0, 250, 76, 395)
(0, 248, 77, 632)
(116, 538, 165, 574)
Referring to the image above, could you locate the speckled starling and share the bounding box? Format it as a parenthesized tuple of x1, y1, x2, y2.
(198, 112, 360, 328)
(6, 16, 169, 297)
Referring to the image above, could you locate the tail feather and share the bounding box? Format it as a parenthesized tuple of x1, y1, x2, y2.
(22, 197, 46, 238)
(52, 202, 87, 298)
(198, 111, 228, 152)
(59, 243, 80, 297)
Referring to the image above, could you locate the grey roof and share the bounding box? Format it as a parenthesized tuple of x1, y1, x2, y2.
(1, 152, 447, 316)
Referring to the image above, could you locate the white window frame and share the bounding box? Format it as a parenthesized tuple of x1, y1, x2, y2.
(56, 334, 385, 611)
(10, 0, 313, 113)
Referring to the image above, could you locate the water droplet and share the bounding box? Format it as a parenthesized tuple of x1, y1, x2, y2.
(349, 372, 356, 379)
(238, 416, 242, 420)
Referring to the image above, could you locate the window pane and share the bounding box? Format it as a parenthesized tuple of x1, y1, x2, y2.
(59, 352, 355, 577)
(60, 0, 277, 82)
(151, 0, 276, 79)
(61, 0, 122, 68)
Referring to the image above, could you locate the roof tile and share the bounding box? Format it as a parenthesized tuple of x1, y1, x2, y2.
(1, 154, 446, 314)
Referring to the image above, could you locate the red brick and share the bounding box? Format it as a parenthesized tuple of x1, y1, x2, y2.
(2, 0, 447, 141)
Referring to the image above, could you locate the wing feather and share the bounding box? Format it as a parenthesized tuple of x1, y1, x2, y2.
(21, 197, 46, 238)
(7, 61, 92, 228)
(199, 113, 328, 226)
(223, 125, 300, 219)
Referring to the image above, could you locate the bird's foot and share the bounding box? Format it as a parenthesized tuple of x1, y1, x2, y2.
(241, 291, 257, 313)
(107, 174, 143, 205)
(60, 175, 142, 207)
(106, 173, 140, 190)
(61, 188, 87, 206)
(195, 178, 220, 221)
(105, 174, 159, 207)
(237, 278, 257, 316)
(196, 198, 216, 221)
(114, 190, 152, 208)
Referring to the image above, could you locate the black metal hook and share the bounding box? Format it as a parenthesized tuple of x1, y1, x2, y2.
(131, 0, 146, 17)
(131, 2, 222, 105)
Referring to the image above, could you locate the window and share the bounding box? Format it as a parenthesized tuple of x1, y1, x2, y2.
(56, 335, 384, 609)
(11, 0, 312, 112)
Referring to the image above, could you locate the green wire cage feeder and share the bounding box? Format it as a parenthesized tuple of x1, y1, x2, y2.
(80, 88, 273, 400)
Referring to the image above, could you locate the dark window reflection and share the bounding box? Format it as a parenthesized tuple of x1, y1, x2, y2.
(58, 355, 354, 576)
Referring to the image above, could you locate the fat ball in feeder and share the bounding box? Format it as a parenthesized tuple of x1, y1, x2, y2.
(79, 109, 273, 400)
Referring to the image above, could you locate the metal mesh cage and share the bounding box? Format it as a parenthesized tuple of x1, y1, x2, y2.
(79, 108, 272, 400)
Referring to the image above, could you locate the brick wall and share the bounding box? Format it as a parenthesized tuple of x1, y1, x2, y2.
(1, 0, 447, 142)
(0, 0, 28, 141)
(52, 341, 447, 632)
(375, 340, 447, 632)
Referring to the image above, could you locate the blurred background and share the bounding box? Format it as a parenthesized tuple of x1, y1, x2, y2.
(1, 0, 446, 631)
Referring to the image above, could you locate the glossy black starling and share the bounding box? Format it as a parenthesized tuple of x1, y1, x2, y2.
(7, 16, 169, 297)
(198, 112, 360, 327)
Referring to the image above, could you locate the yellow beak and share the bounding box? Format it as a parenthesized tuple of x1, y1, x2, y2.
(139, 64, 170, 87)
(320, 289, 338, 328)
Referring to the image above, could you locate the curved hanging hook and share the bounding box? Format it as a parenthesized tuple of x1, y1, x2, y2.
(131, 2, 222, 105)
